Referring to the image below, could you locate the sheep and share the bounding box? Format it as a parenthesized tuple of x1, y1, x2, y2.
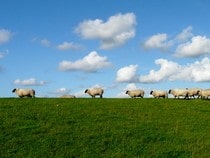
(12, 88, 35, 98)
(198, 89, 210, 99)
(59, 95, 76, 98)
(186, 88, 201, 99)
(84, 88, 104, 98)
(168, 89, 188, 99)
(150, 90, 168, 98)
(125, 89, 144, 98)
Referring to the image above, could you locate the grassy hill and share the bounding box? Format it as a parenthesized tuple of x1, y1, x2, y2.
(1, 98, 210, 157)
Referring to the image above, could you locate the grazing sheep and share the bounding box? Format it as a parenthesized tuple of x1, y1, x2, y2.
(84, 88, 104, 98)
(168, 89, 188, 99)
(12, 88, 35, 98)
(126, 90, 144, 98)
(186, 88, 200, 99)
(198, 89, 210, 99)
(150, 90, 168, 98)
(59, 95, 76, 98)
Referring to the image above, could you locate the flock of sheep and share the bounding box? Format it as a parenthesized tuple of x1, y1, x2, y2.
(12, 87, 210, 99)
(126, 88, 210, 99)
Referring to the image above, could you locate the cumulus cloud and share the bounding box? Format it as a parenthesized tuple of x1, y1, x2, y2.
(55, 88, 70, 95)
(116, 65, 138, 83)
(142, 33, 172, 51)
(139, 59, 180, 83)
(14, 78, 46, 86)
(174, 35, 210, 58)
(139, 57, 210, 83)
(58, 51, 111, 72)
(175, 26, 193, 42)
(75, 12, 136, 49)
(0, 29, 12, 44)
(116, 83, 139, 98)
(171, 57, 210, 82)
(142, 26, 210, 58)
(57, 41, 82, 51)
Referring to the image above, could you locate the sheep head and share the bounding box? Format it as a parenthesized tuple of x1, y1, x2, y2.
(12, 88, 17, 93)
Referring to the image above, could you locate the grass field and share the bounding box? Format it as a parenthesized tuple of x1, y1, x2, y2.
(1, 98, 210, 157)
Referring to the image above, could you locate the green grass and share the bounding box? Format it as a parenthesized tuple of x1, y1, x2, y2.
(1, 98, 210, 157)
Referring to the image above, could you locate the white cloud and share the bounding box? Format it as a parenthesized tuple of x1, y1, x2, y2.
(142, 33, 172, 51)
(125, 83, 139, 90)
(116, 65, 138, 83)
(58, 51, 111, 72)
(57, 41, 82, 51)
(55, 88, 70, 95)
(175, 35, 210, 58)
(40, 39, 51, 47)
(0, 29, 12, 44)
(75, 12, 136, 49)
(171, 57, 210, 82)
(139, 57, 210, 83)
(175, 26, 193, 42)
(89, 83, 105, 89)
(139, 59, 180, 83)
(116, 83, 139, 98)
(14, 78, 46, 86)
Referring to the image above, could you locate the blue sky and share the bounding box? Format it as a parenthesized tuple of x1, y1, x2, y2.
(1, 0, 210, 98)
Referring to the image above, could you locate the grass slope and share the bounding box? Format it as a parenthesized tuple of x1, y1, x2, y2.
(1, 98, 210, 157)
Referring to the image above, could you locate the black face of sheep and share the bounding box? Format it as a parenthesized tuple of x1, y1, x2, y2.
(12, 88, 16, 93)
(84, 89, 88, 93)
(168, 89, 171, 94)
(150, 91, 153, 95)
(125, 90, 129, 94)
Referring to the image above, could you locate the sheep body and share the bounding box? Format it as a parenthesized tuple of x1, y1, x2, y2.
(12, 88, 35, 98)
(59, 95, 76, 98)
(150, 90, 168, 98)
(186, 88, 200, 99)
(126, 90, 144, 98)
(168, 89, 188, 99)
(85, 88, 104, 98)
(198, 89, 210, 99)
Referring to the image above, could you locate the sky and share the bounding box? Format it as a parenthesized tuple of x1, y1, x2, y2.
(1, 0, 210, 98)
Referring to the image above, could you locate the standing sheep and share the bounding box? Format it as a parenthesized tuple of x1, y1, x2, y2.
(84, 88, 104, 98)
(186, 88, 200, 99)
(12, 88, 35, 98)
(168, 89, 188, 99)
(198, 89, 210, 99)
(150, 90, 168, 98)
(126, 90, 144, 98)
(59, 95, 76, 98)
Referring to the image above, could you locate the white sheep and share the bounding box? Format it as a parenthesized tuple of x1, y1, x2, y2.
(186, 88, 201, 99)
(126, 90, 144, 98)
(150, 90, 168, 98)
(59, 95, 76, 98)
(168, 89, 188, 99)
(84, 88, 104, 98)
(198, 89, 210, 99)
(12, 88, 35, 98)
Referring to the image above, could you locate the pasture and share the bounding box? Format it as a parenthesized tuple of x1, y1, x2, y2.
(1, 98, 210, 157)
